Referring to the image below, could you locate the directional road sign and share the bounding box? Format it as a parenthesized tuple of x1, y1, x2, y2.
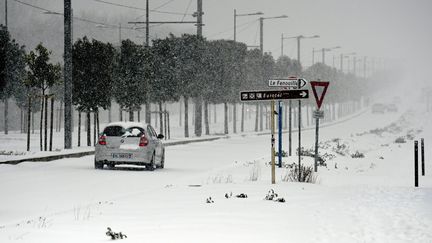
(240, 90, 309, 101)
(268, 78, 307, 89)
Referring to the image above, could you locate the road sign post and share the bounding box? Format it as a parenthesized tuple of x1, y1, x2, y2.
(271, 100, 276, 184)
(240, 88, 309, 184)
(310, 81, 330, 173)
(278, 101, 283, 168)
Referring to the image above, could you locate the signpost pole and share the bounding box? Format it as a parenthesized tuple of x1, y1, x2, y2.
(314, 110, 320, 172)
(278, 101, 282, 168)
(271, 100, 276, 184)
(289, 100, 292, 156)
(298, 86, 302, 182)
(310, 80, 330, 174)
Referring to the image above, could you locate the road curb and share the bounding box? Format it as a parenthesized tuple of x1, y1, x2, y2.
(0, 109, 366, 165)
(0, 136, 228, 165)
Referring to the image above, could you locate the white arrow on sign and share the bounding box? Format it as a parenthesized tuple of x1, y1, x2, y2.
(300, 91, 308, 97)
(268, 78, 308, 89)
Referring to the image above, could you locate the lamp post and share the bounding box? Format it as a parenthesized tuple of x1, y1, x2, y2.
(281, 35, 319, 60)
(320, 46, 341, 65)
(339, 52, 356, 73)
(234, 10, 263, 42)
(234, 10, 263, 133)
(259, 15, 288, 55)
(281, 34, 318, 158)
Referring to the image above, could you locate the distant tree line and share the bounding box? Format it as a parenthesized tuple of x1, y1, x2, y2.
(1, 24, 377, 150)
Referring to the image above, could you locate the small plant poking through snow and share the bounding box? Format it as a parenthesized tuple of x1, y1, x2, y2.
(394, 137, 406, 143)
(298, 147, 328, 167)
(106, 227, 127, 240)
(249, 160, 261, 181)
(207, 173, 233, 184)
(282, 165, 318, 183)
(206, 197, 214, 203)
(275, 150, 288, 157)
(351, 151, 365, 158)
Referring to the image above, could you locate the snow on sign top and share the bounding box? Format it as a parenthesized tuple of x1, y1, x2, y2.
(310, 81, 330, 109)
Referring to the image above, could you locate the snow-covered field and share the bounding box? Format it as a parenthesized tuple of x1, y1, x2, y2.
(1, 98, 431, 242)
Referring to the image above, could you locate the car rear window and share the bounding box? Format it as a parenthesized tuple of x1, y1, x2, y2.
(103, 126, 145, 137)
(103, 126, 125, 136)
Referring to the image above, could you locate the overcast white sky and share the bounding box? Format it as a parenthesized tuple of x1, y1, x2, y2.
(3, 0, 432, 80)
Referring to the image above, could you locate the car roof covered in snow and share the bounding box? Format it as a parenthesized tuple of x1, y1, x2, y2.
(103, 122, 148, 129)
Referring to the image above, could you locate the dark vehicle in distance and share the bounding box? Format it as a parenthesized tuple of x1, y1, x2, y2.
(386, 104, 398, 112)
(372, 103, 386, 114)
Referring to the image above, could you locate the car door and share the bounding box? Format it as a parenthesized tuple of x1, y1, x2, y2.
(146, 125, 159, 162)
(148, 125, 162, 164)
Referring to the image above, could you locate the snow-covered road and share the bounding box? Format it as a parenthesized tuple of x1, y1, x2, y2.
(1, 102, 431, 242)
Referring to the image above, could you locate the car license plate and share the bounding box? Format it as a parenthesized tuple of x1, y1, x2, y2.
(112, 153, 132, 159)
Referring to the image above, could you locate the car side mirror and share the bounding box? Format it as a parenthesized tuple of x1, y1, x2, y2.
(157, 134, 164, 139)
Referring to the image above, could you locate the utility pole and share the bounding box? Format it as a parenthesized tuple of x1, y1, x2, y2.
(363, 56, 367, 78)
(64, 0, 73, 149)
(144, 0, 151, 125)
(234, 9, 237, 41)
(259, 17, 264, 55)
(194, 0, 203, 137)
(280, 33, 283, 56)
(119, 23, 122, 45)
(312, 48, 315, 65)
(5, 0, 7, 27)
(297, 36, 301, 63)
(353, 56, 357, 76)
(4, 0, 7, 135)
(196, 0, 203, 37)
(146, 0, 149, 46)
(322, 48, 325, 64)
(128, 0, 199, 128)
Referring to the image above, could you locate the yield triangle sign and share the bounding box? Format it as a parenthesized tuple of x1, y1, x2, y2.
(310, 81, 330, 109)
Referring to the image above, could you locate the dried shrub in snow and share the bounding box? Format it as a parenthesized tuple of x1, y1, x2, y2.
(207, 174, 233, 184)
(298, 147, 328, 167)
(275, 150, 288, 157)
(249, 160, 261, 181)
(282, 165, 318, 183)
(351, 151, 365, 158)
(394, 137, 406, 143)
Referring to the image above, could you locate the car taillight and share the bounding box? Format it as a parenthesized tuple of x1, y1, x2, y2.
(139, 135, 148, 147)
(98, 135, 107, 145)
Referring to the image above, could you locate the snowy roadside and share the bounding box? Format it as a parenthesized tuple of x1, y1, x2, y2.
(0, 107, 368, 164)
(1, 103, 431, 243)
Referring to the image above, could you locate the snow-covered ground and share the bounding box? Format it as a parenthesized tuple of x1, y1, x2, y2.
(1, 97, 431, 242)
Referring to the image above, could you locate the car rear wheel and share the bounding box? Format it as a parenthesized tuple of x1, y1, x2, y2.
(95, 161, 104, 169)
(147, 154, 156, 171)
(159, 150, 165, 169)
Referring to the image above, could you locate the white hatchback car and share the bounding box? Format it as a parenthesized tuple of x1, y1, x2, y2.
(95, 122, 165, 170)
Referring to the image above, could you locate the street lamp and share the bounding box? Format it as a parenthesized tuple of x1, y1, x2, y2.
(280, 34, 319, 158)
(234, 10, 263, 42)
(259, 15, 288, 54)
(320, 46, 341, 64)
(234, 10, 263, 134)
(339, 52, 356, 72)
(281, 35, 319, 62)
